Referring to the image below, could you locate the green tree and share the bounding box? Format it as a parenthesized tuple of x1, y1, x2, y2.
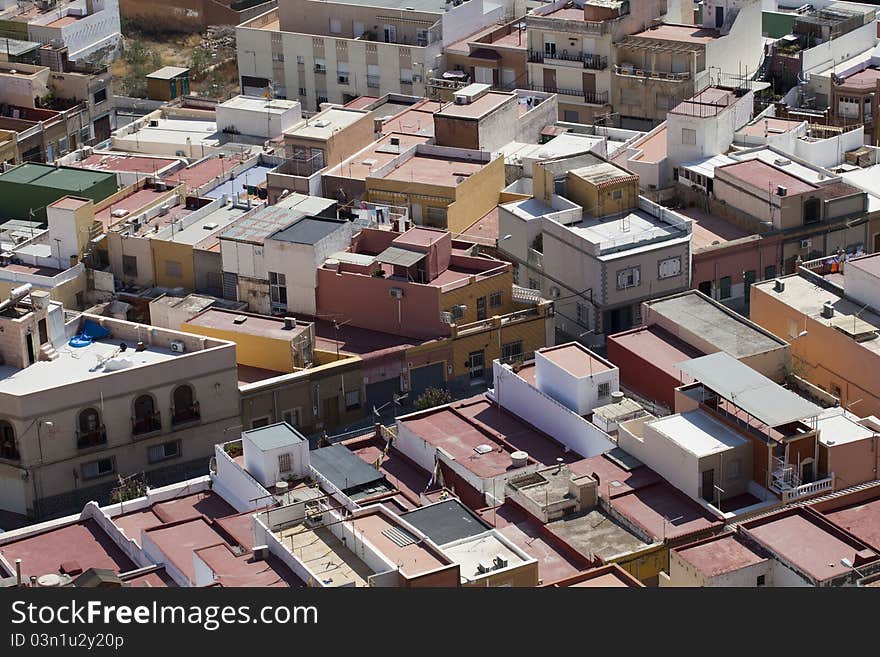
(414, 387, 453, 411)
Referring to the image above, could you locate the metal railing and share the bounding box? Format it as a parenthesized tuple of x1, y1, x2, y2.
(528, 50, 607, 70)
(77, 426, 107, 450)
(527, 84, 608, 105)
(614, 65, 691, 81)
(172, 402, 201, 427)
(132, 412, 162, 437)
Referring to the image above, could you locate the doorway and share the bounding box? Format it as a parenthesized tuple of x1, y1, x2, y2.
(715, 6, 724, 28)
(25, 333, 35, 366)
(701, 468, 715, 503)
(543, 68, 556, 92)
(468, 350, 485, 383)
(322, 396, 340, 427)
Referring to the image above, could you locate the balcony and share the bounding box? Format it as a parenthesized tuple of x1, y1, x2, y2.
(528, 50, 608, 70)
(770, 455, 834, 502)
(528, 84, 608, 105)
(171, 402, 201, 429)
(614, 65, 691, 82)
(132, 412, 162, 439)
(76, 426, 107, 450)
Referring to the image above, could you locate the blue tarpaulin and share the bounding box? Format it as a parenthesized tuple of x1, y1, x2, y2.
(82, 320, 110, 340)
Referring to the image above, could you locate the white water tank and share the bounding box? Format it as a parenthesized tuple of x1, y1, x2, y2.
(511, 450, 529, 468)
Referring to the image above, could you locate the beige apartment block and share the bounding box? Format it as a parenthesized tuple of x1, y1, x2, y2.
(236, 0, 515, 111)
(0, 293, 239, 520)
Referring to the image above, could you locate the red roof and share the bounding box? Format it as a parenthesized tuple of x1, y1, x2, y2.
(717, 159, 816, 195)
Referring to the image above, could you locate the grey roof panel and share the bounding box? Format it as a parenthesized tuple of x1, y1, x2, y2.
(401, 499, 489, 545)
(271, 216, 347, 245)
(376, 246, 426, 267)
(309, 444, 385, 492)
(678, 352, 822, 427)
(243, 422, 305, 450)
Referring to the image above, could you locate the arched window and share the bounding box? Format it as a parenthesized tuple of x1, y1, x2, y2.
(132, 395, 160, 435)
(0, 421, 18, 460)
(172, 384, 200, 425)
(77, 408, 106, 449)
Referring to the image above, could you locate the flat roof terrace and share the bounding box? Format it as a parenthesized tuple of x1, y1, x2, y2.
(276, 524, 372, 587)
(376, 154, 486, 186)
(718, 159, 816, 195)
(435, 91, 512, 119)
(818, 492, 880, 551)
(538, 343, 614, 378)
(741, 507, 879, 583)
(546, 509, 649, 561)
(628, 23, 721, 44)
(78, 152, 182, 176)
(570, 208, 684, 250)
(350, 511, 449, 576)
(675, 533, 767, 578)
(325, 133, 431, 181)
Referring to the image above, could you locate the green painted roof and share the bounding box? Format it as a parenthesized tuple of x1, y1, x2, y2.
(0, 163, 116, 191)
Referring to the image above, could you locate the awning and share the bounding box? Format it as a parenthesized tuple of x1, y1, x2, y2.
(376, 246, 425, 268)
(678, 352, 822, 427)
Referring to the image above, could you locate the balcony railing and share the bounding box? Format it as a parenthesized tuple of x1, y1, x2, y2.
(527, 84, 608, 105)
(76, 426, 107, 450)
(132, 412, 162, 438)
(366, 75, 380, 88)
(528, 50, 608, 70)
(780, 476, 834, 503)
(172, 402, 201, 428)
(614, 65, 691, 82)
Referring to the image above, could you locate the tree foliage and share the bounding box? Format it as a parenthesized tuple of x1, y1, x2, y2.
(414, 387, 453, 411)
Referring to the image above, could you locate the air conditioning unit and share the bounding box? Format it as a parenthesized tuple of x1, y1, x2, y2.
(170, 340, 186, 353)
(800, 238, 812, 249)
(476, 560, 494, 574)
(158, 204, 171, 216)
(389, 287, 404, 299)
(821, 301, 835, 318)
(440, 311, 454, 324)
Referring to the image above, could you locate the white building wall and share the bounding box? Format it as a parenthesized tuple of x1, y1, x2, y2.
(668, 91, 754, 169)
(703, 0, 764, 78)
(801, 21, 879, 77)
(216, 99, 303, 139)
(533, 349, 618, 415)
(843, 258, 880, 310)
(243, 434, 310, 487)
(617, 417, 700, 499)
(491, 361, 615, 458)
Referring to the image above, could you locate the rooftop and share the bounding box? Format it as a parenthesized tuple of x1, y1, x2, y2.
(146, 66, 189, 80)
(77, 152, 183, 176)
(244, 422, 305, 451)
(736, 117, 804, 139)
(740, 507, 878, 584)
(309, 445, 390, 499)
(816, 489, 880, 552)
(324, 132, 431, 181)
(676, 205, 749, 249)
(644, 291, 785, 358)
(219, 95, 300, 114)
(675, 533, 767, 578)
(271, 216, 348, 245)
(381, 101, 439, 136)
(434, 91, 513, 120)
(153, 203, 253, 249)
(648, 410, 749, 458)
(545, 509, 650, 561)
(838, 66, 880, 90)
(753, 273, 880, 357)
(628, 23, 721, 44)
(220, 200, 332, 245)
(679, 352, 822, 427)
(374, 153, 487, 186)
(569, 208, 685, 252)
(537, 343, 614, 378)
(547, 564, 643, 587)
(119, 117, 220, 148)
(400, 499, 490, 546)
(162, 153, 249, 191)
(285, 108, 366, 141)
(817, 409, 875, 447)
(441, 531, 529, 580)
(184, 309, 310, 342)
(717, 159, 817, 195)
(0, 162, 116, 191)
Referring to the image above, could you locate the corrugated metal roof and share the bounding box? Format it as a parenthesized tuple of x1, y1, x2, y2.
(271, 217, 347, 245)
(376, 246, 425, 267)
(677, 352, 822, 427)
(309, 445, 385, 492)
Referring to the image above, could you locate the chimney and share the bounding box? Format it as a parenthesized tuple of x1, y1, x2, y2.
(283, 317, 295, 330)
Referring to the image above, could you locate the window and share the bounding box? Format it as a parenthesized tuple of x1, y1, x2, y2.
(719, 276, 732, 299)
(764, 265, 777, 281)
(528, 277, 540, 291)
(271, 52, 285, 62)
(698, 281, 712, 296)
(502, 340, 523, 363)
(727, 459, 741, 479)
(296, 55, 304, 65)
(269, 271, 287, 307)
(563, 110, 579, 123)
(172, 384, 199, 424)
(544, 40, 556, 57)
(165, 260, 182, 278)
(576, 303, 588, 326)
(148, 440, 181, 464)
(122, 255, 138, 277)
(314, 58, 327, 73)
(617, 266, 640, 290)
(132, 394, 160, 435)
(337, 61, 349, 85)
(681, 128, 696, 145)
(329, 18, 342, 34)
(282, 408, 300, 428)
(400, 68, 413, 84)
(511, 262, 520, 285)
(345, 389, 361, 410)
(93, 87, 107, 105)
(490, 291, 503, 308)
(756, 575, 766, 587)
(658, 257, 681, 279)
(77, 408, 105, 449)
(251, 416, 270, 429)
(278, 452, 292, 473)
(611, 189, 623, 200)
(0, 421, 18, 460)
(82, 457, 115, 480)
(476, 296, 487, 320)
(597, 382, 611, 399)
(298, 87, 307, 97)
